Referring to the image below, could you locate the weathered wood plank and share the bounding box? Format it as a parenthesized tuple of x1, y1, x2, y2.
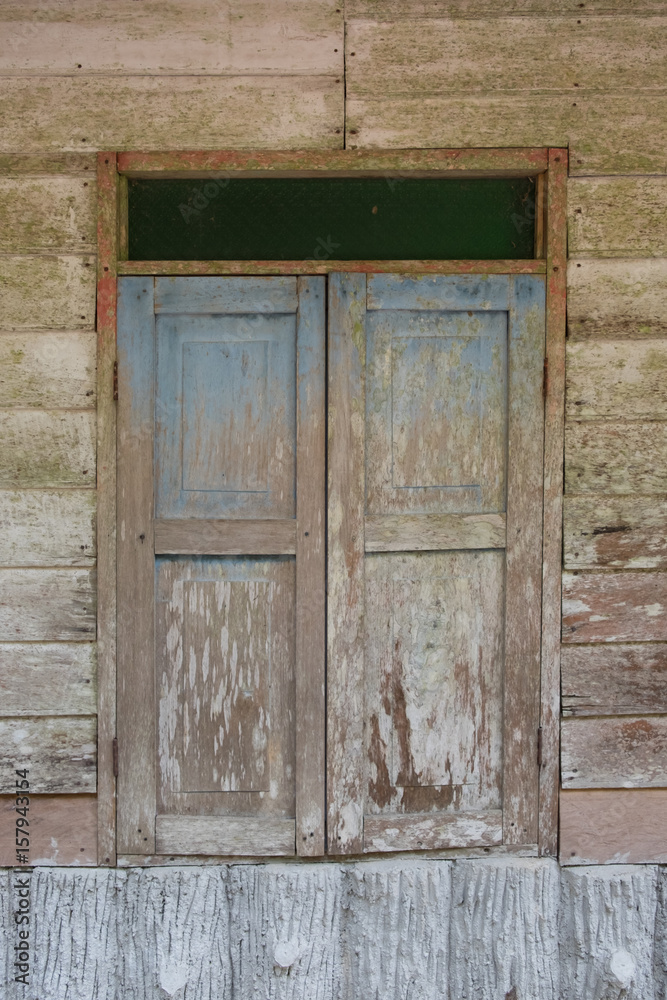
(0, 1, 343, 76)
(0, 410, 95, 487)
(365, 513, 506, 551)
(539, 148, 567, 859)
(567, 260, 667, 340)
(0, 331, 96, 407)
(562, 715, 667, 788)
(564, 496, 667, 570)
(327, 273, 366, 856)
(0, 794, 97, 866)
(0, 152, 96, 175)
(96, 150, 117, 867)
(347, 18, 667, 96)
(569, 178, 667, 256)
(363, 811, 502, 852)
(0, 254, 96, 330)
(295, 276, 326, 857)
(565, 422, 667, 496)
(154, 518, 296, 556)
(0, 642, 96, 715)
(0, 717, 96, 793)
(346, 0, 666, 15)
(346, 94, 667, 175)
(560, 789, 667, 865)
(156, 816, 296, 857)
(0, 489, 95, 566)
(0, 177, 95, 252)
(0, 76, 343, 153)
(117, 278, 156, 855)
(562, 643, 667, 716)
(562, 571, 667, 642)
(0, 568, 96, 641)
(567, 339, 667, 419)
(503, 275, 545, 847)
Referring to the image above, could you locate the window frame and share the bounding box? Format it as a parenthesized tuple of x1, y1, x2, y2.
(96, 147, 567, 866)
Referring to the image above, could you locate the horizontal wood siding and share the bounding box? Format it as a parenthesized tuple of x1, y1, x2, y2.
(0, 490, 95, 566)
(346, 1, 666, 15)
(0, 643, 96, 715)
(562, 644, 667, 717)
(0, 255, 96, 330)
(562, 715, 667, 789)
(0, 77, 343, 153)
(560, 789, 667, 865)
(0, 717, 97, 793)
(566, 340, 667, 420)
(564, 496, 667, 570)
(0, 411, 96, 487)
(0, 568, 96, 641)
(562, 571, 667, 643)
(0, 1, 343, 76)
(0, 176, 96, 252)
(567, 259, 667, 339)
(0, 793, 97, 865)
(564, 422, 667, 495)
(569, 178, 667, 256)
(0, 332, 96, 407)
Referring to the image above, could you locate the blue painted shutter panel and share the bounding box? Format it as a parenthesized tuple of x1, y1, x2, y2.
(117, 276, 326, 857)
(327, 274, 546, 854)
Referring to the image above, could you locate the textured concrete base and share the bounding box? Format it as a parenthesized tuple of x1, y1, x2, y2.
(1, 859, 665, 999)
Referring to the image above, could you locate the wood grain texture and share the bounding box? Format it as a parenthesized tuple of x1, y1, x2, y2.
(539, 148, 567, 858)
(0, 76, 343, 153)
(156, 816, 296, 857)
(346, 94, 667, 175)
(565, 422, 667, 495)
(363, 811, 502, 852)
(365, 512, 506, 551)
(0, 331, 96, 407)
(0, 489, 95, 566)
(564, 496, 667, 569)
(567, 339, 667, 419)
(122, 259, 545, 277)
(560, 865, 659, 1000)
(567, 259, 667, 339)
(0, 568, 95, 641)
(116, 278, 156, 855)
(0, 0, 343, 76)
(562, 715, 667, 788)
(569, 178, 667, 256)
(562, 571, 667, 642)
(327, 273, 366, 855)
(0, 410, 95, 487)
(0, 717, 96, 793)
(95, 150, 117, 866)
(560, 789, 667, 865)
(0, 152, 96, 174)
(0, 794, 97, 866)
(562, 643, 667, 716)
(449, 859, 560, 1000)
(0, 176, 95, 252)
(0, 254, 96, 330)
(503, 275, 545, 846)
(346, 0, 667, 14)
(295, 276, 326, 857)
(154, 518, 296, 555)
(346, 17, 667, 95)
(0, 642, 96, 716)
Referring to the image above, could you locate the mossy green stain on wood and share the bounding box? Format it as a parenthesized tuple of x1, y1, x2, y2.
(128, 177, 536, 261)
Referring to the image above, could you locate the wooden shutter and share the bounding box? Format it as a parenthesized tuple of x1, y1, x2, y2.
(327, 273, 545, 854)
(117, 276, 325, 857)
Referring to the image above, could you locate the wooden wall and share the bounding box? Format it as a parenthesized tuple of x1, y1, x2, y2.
(0, 0, 665, 865)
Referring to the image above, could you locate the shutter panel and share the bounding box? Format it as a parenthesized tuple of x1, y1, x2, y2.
(117, 276, 325, 857)
(327, 273, 545, 854)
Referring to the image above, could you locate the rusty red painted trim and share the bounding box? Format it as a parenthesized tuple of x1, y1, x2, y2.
(118, 259, 547, 277)
(539, 147, 568, 858)
(117, 147, 548, 177)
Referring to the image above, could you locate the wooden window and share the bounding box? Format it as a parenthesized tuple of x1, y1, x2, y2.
(100, 149, 566, 863)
